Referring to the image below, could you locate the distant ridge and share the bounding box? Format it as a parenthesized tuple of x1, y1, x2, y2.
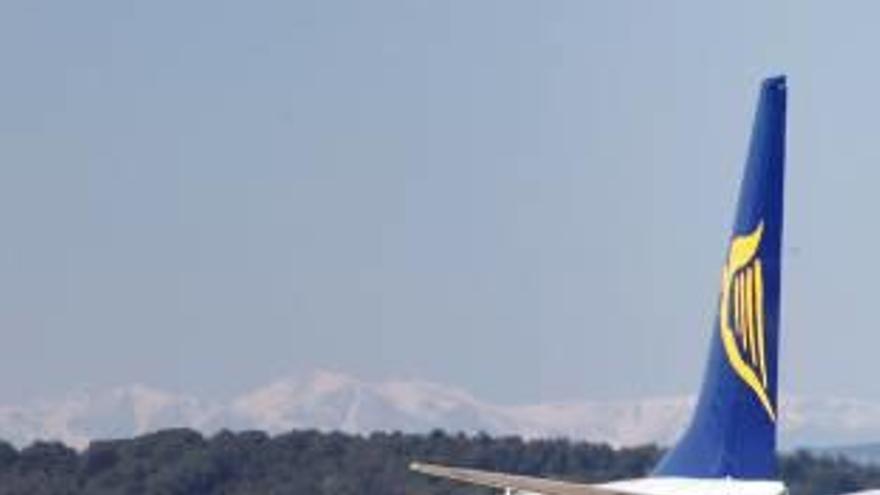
(0, 370, 878, 449)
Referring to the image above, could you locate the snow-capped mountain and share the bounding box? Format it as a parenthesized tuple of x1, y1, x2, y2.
(1, 371, 878, 450)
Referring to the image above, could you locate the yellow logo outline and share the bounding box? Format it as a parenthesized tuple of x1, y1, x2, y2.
(719, 221, 775, 422)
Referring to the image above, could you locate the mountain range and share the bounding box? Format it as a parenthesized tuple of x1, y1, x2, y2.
(2, 370, 879, 450)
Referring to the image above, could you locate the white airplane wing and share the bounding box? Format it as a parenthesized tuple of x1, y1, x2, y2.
(410, 462, 624, 495)
(411, 463, 787, 495)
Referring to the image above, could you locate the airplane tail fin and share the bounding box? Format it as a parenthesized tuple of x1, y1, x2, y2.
(653, 76, 786, 480)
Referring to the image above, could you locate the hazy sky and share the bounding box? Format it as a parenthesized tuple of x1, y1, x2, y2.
(1, 1, 878, 405)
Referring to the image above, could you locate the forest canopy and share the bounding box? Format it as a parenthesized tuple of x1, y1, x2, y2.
(0, 429, 874, 495)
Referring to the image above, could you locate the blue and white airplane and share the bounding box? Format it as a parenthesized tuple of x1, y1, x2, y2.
(411, 76, 796, 495)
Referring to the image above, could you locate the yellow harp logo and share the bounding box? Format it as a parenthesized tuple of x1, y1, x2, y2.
(719, 221, 775, 422)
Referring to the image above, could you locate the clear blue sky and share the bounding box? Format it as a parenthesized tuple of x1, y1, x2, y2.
(0, 1, 876, 405)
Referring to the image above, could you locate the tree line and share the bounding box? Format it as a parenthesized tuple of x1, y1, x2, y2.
(0, 428, 874, 494)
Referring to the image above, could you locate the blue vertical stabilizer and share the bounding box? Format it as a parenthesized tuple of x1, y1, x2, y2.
(653, 76, 786, 480)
